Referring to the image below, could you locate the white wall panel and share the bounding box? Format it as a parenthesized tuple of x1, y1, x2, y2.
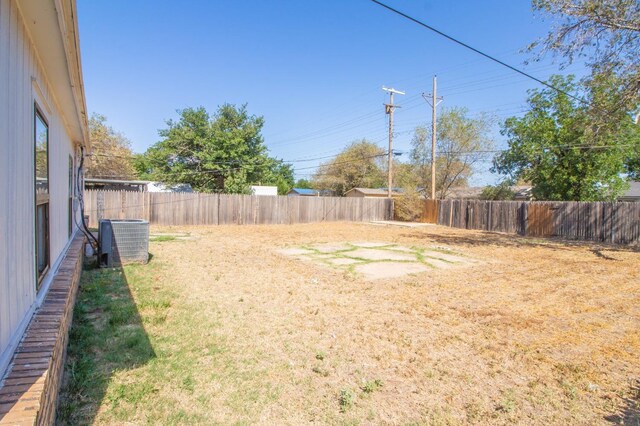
(0, 0, 79, 375)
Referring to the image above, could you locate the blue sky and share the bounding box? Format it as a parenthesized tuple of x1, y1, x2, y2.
(78, 0, 585, 185)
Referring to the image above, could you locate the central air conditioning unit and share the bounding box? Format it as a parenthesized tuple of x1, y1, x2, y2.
(99, 219, 149, 267)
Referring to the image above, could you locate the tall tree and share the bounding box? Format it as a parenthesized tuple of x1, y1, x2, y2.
(86, 114, 136, 179)
(312, 140, 385, 196)
(528, 0, 640, 116)
(140, 104, 291, 193)
(480, 179, 517, 200)
(492, 75, 640, 201)
(627, 156, 640, 180)
(410, 107, 494, 199)
(259, 160, 295, 195)
(294, 179, 313, 189)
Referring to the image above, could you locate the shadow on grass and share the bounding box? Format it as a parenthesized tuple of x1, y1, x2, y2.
(604, 379, 640, 425)
(56, 257, 158, 425)
(402, 228, 640, 254)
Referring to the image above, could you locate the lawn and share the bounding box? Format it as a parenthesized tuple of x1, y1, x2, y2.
(58, 222, 640, 425)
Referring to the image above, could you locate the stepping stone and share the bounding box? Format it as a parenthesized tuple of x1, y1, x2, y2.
(308, 243, 353, 253)
(384, 246, 417, 253)
(350, 242, 392, 248)
(421, 257, 457, 269)
(326, 258, 361, 266)
(354, 262, 430, 280)
(309, 253, 336, 259)
(346, 248, 418, 262)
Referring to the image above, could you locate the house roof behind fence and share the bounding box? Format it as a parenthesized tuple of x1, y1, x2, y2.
(347, 188, 403, 196)
(620, 181, 640, 200)
(289, 188, 320, 196)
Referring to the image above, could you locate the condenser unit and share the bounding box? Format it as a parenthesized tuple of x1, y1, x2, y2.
(99, 219, 149, 267)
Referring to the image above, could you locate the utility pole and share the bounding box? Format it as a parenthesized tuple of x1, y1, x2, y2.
(422, 76, 443, 200)
(382, 86, 404, 198)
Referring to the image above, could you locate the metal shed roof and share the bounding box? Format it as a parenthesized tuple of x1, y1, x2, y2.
(289, 188, 320, 195)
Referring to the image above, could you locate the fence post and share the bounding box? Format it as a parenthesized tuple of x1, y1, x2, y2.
(145, 192, 151, 222)
(120, 191, 126, 219)
(97, 190, 104, 224)
(389, 198, 394, 220)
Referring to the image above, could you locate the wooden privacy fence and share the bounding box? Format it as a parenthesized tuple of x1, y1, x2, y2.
(432, 199, 640, 245)
(83, 190, 393, 227)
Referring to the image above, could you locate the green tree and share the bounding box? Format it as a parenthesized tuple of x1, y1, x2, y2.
(627, 156, 640, 180)
(312, 140, 385, 196)
(294, 179, 313, 189)
(529, 0, 639, 117)
(480, 179, 516, 200)
(260, 160, 294, 195)
(86, 114, 136, 179)
(410, 107, 494, 199)
(132, 153, 153, 180)
(392, 162, 419, 190)
(141, 104, 289, 193)
(492, 75, 640, 201)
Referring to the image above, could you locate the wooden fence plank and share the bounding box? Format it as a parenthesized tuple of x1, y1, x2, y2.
(83, 190, 392, 227)
(433, 198, 638, 245)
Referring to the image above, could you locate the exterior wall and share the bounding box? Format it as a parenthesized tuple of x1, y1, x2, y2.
(345, 191, 387, 198)
(0, 0, 79, 377)
(250, 186, 278, 196)
(0, 234, 84, 425)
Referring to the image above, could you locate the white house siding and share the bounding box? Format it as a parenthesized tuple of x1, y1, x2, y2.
(0, 0, 79, 375)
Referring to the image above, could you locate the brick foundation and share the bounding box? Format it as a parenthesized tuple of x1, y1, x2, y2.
(0, 234, 84, 425)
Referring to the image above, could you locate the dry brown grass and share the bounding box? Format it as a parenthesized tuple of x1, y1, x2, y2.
(86, 222, 640, 424)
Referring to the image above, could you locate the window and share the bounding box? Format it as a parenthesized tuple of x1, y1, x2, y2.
(35, 106, 49, 288)
(69, 155, 74, 237)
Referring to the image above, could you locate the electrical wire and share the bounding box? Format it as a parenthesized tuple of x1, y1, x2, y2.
(87, 140, 636, 182)
(77, 147, 99, 250)
(88, 152, 390, 181)
(369, 0, 587, 105)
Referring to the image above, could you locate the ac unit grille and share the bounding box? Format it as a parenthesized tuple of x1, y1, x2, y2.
(99, 219, 149, 266)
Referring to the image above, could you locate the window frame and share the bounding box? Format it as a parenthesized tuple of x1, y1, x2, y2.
(69, 154, 74, 237)
(34, 103, 50, 288)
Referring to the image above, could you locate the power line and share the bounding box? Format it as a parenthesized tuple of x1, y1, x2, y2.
(267, 109, 382, 146)
(266, 69, 555, 148)
(89, 153, 389, 181)
(369, 0, 587, 105)
(261, 48, 527, 141)
(270, 63, 560, 147)
(89, 141, 636, 182)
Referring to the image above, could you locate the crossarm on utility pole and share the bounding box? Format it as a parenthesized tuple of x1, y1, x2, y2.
(382, 86, 405, 198)
(422, 76, 443, 200)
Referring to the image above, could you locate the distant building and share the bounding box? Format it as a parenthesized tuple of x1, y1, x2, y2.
(512, 186, 533, 201)
(444, 185, 533, 200)
(344, 188, 403, 198)
(288, 188, 320, 197)
(85, 178, 150, 192)
(619, 181, 640, 202)
(443, 187, 484, 199)
(319, 189, 337, 197)
(250, 185, 278, 196)
(147, 182, 194, 193)
(85, 178, 194, 193)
